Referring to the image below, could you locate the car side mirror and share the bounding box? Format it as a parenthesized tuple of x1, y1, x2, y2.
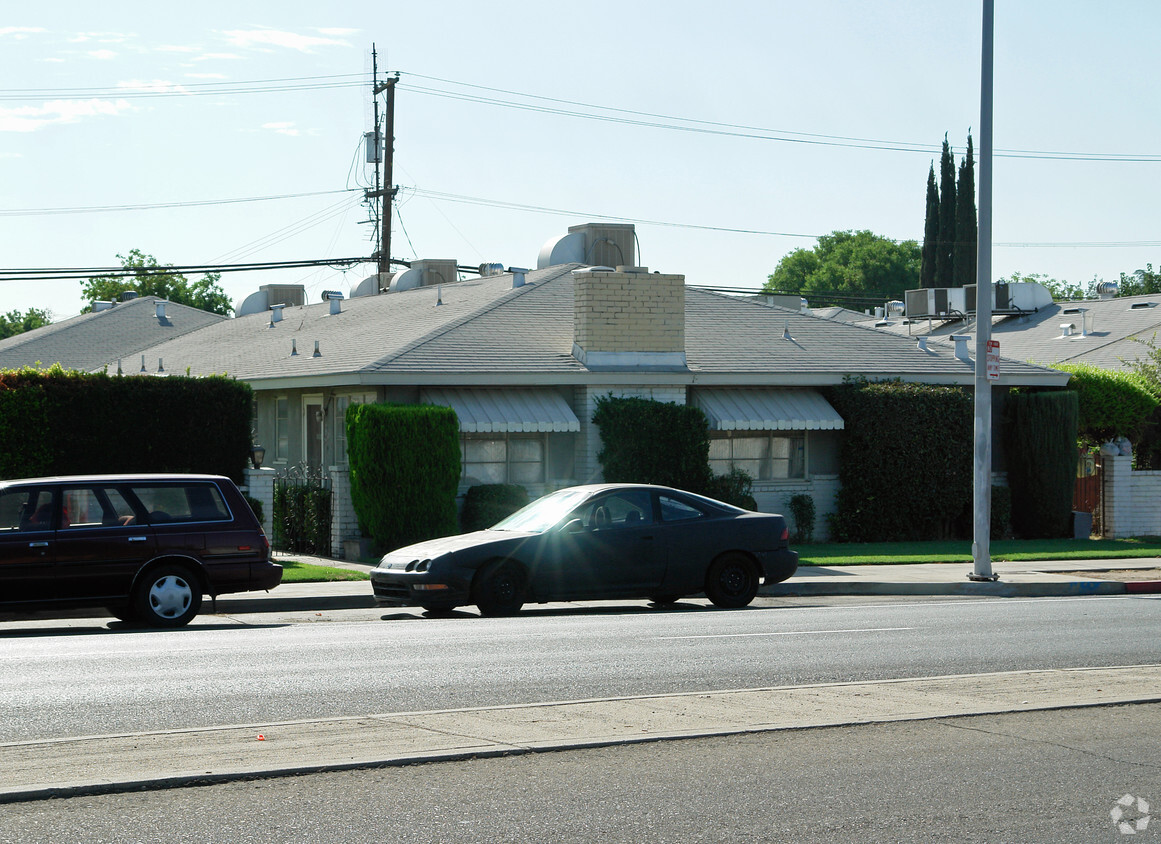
(562, 518, 584, 534)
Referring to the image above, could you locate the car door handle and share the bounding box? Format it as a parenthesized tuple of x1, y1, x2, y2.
(28, 541, 49, 548)
(127, 536, 149, 542)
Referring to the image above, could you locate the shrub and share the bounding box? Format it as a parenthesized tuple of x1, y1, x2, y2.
(826, 379, 973, 542)
(1004, 390, 1078, 538)
(347, 403, 461, 551)
(787, 493, 816, 543)
(273, 482, 331, 554)
(591, 395, 712, 492)
(704, 467, 757, 510)
(0, 365, 252, 482)
(461, 483, 530, 532)
(1051, 362, 1158, 446)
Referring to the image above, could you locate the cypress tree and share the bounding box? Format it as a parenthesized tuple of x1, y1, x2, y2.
(920, 163, 939, 289)
(935, 135, 957, 287)
(954, 133, 977, 288)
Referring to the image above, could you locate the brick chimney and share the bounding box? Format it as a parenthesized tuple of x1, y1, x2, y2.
(572, 266, 687, 370)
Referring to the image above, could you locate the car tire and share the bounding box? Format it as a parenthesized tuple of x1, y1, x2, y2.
(648, 595, 680, 608)
(705, 553, 759, 609)
(133, 564, 203, 628)
(473, 560, 526, 617)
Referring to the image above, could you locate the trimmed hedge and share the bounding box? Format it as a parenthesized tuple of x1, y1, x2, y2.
(1005, 390, 1078, 538)
(461, 483, 530, 532)
(826, 380, 974, 542)
(1052, 362, 1158, 446)
(0, 366, 252, 482)
(347, 402, 461, 552)
(592, 395, 712, 492)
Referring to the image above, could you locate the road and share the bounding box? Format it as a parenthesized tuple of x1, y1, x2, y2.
(3, 703, 1158, 843)
(3, 594, 1160, 742)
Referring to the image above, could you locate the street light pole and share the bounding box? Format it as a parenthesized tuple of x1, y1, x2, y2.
(971, 0, 998, 581)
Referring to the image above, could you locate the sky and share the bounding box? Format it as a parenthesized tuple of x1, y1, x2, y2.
(1, 1, 1158, 323)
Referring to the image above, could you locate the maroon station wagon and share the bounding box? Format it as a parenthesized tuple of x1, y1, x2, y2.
(0, 474, 282, 627)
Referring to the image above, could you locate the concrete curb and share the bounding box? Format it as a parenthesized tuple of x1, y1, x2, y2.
(760, 580, 1132, 598)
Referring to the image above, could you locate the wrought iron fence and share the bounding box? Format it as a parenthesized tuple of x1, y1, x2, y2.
(272, 464, 332, 555)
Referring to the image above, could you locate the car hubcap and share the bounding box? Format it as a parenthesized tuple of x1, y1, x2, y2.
(149, 575, 192, 619)
(721, 565, 748, 597)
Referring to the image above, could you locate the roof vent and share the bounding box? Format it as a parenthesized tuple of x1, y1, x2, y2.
(269, 303, 285, 323)
(479, 263, 505, 277)
(510, 267, 529, 288)
(1129, 301, 1157, 310)
(1097, 281, 1119, 299)
(121, 291, 139, 302)
(917, 337, 929, 352)
(313, 340, 321, 358)
(324, 290, 343, 315)
(155, 301, 167, 321)
(1059, 322, 1075, 337)
(950, 334, 972, 361)
(92, 301, 114, 312)
(291, 339, 298, 356)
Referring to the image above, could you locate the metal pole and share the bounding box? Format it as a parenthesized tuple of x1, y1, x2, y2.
(970, 0, 997, 581)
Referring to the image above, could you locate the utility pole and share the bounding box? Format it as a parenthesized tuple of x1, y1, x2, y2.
(970, 0, 997, 581)
(366, 47, 399, 279)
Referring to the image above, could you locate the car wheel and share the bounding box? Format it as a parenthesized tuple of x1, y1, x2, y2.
(705, 553, 759, 609)
(133, 564, 202, 628)
(473, 560, 526, 617)
(648, 595, 679, 608)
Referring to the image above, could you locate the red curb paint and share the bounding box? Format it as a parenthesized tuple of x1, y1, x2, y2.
(1125, 581, 1161, 594)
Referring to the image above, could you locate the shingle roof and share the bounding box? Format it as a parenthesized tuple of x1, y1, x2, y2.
(0, 296, 227, 373)
(117, 266, 1065, 388)
(871, 292, 1161, 372)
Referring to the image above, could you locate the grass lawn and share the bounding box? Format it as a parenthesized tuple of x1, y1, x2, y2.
(797, 537, 1161, 566)
(278, 561, 369, 583)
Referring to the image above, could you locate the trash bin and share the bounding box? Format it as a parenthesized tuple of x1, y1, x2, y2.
(1072, 510, 1093, 539)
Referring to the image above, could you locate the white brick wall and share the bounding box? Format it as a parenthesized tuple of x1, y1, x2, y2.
(1102, 455, 1161, 538)
(242, 467, 275, 537)
(327, 466, 358, 558)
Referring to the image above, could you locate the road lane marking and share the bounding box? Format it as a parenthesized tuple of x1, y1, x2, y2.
(656, 626, 916, 640)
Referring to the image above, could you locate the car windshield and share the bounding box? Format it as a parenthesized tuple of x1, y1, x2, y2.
(490, 488, 593, 533)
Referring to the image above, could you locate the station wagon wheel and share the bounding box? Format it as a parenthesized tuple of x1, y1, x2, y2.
(705, 553, 759, 609)
(133, 564, 203, 628)
(473, 560, 526, 617)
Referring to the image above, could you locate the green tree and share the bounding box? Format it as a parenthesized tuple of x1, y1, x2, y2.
(1117, 264, 1161, 297)
(935, 135, 957, 287)
(0, 307, 51, 340)
(80, 249, 233, 316)
(953, 133, 977, 288)
(765, 230, 921, 304)
(919, 164, 939, 289)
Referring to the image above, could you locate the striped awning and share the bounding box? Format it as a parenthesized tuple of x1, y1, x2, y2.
(421, 388, 580, 433)
(694, 389, 844, 431)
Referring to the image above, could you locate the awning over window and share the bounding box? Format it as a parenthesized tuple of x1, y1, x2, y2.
(694, 389, 844, 431)
(421, 388, 581, 433)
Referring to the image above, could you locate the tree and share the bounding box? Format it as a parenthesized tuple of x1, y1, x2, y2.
(919, 164, 939, 289)
(953, 133, 977, 288)
(765, 230, 921, 304)
(80, 249, 233, 316)
(0, 307, 51, 340)
(1117, 264, 1161, 297)
(935, 135, 957, 287)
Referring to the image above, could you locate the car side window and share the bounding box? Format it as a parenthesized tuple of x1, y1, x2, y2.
(659, 494, 704, 522)
(574, 491, 654, 530)
(132, 484, 231, 524)
(59, 487, 139, 530)
(0, 488, 53, 532)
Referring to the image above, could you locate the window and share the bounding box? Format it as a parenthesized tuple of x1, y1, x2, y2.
(275, 397, 290, 461)
(659, 495, 704, 522)
(132, 484, 230, 524)
(59, 487, 137, 530)
(709, 433, 805, 480)
(0, 488, 53, 532)
(462, 435, 545, 485)
(570, 490, 654, 530)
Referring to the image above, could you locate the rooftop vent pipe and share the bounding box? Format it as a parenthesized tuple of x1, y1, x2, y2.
(917, 337, 929, 352)
(155, 302, 167, 320)
(1059, 322, 1075, 338)
(269, 303, 285, 324)
(323, 290, 344, 315)
(509, 267, 529, 288)
(313, 340, 321, 358)
(950, 334, 972, 361)
(93, 301, 114, 312)
(291, 339, 298, 356)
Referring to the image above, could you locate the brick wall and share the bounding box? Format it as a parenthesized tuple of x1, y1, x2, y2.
(242, 467, 275, 537)
(1101, 455, 1161, 538)
(573, 268, 684, 353)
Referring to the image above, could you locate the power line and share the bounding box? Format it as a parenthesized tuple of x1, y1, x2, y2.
(0, 189, 360, 218)
(0, 73, 367, 102)
(0, 257, 373, 284)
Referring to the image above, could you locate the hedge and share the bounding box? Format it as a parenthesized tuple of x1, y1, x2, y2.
(460, 483, 530, 532)
(1005, 390, 1078, 538)
(0, 366, 252, 482)
(347, 402, 461, 552)
(826, 380, 974, 542)
(592, 395, 712, 492)
(1052, 362, 1158, 446)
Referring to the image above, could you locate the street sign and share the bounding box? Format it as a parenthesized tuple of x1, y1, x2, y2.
(986, 339, 1000, 380)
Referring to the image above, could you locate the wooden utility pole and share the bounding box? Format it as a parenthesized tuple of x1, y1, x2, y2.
(367, 47, 399, 278)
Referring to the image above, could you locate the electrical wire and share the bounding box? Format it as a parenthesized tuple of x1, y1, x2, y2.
(0, 257, 373, 284)
(0, 189, 360, 217)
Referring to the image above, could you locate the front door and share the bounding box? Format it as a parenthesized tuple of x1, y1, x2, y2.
(304, 397, 324, 473)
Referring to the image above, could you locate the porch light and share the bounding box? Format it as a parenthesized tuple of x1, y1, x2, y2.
(250, 445, 266, 469)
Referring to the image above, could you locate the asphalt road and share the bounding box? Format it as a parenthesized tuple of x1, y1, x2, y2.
(3, 703, 1158, 844)
(3, 594, 1160, 743)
